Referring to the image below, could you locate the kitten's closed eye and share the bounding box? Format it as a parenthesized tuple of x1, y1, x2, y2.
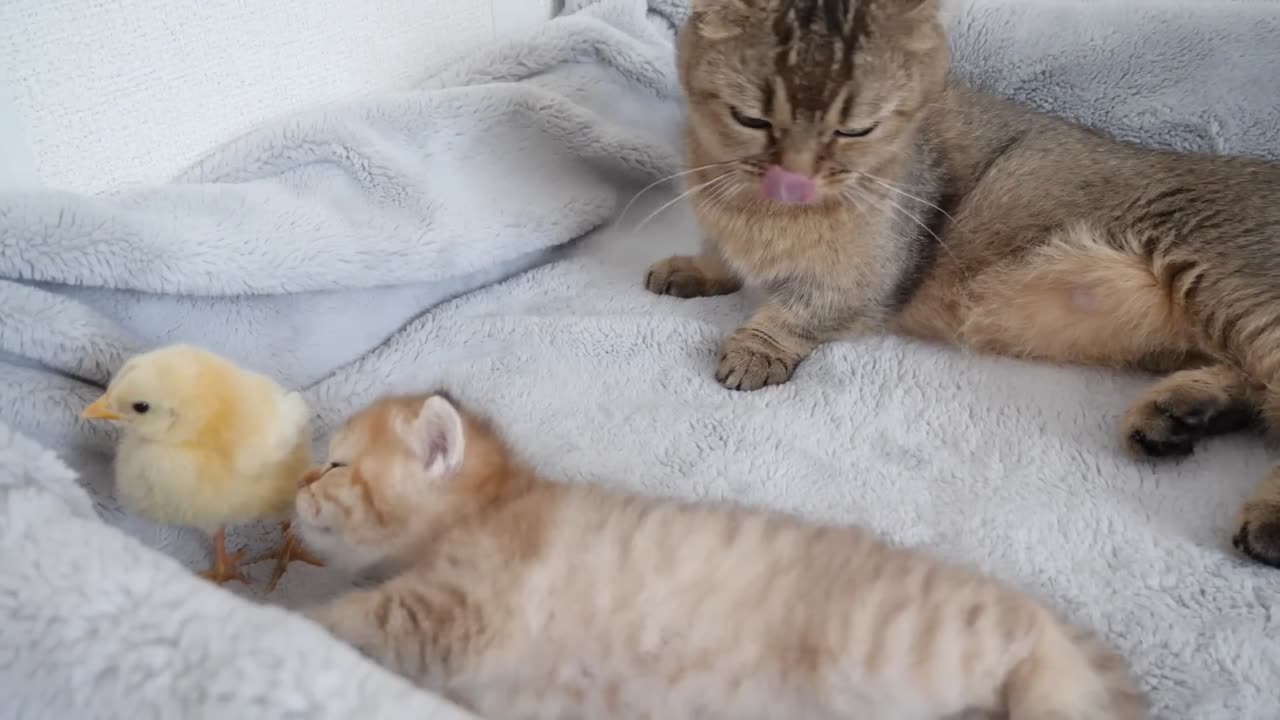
(729, 106, 771, 130)
(834, 123, 879, 139)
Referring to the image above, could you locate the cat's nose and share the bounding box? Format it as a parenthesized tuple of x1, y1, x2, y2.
(762, 165, 816, 204)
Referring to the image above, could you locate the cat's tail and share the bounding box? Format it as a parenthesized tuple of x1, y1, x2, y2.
(1004, 614, 1148, 720)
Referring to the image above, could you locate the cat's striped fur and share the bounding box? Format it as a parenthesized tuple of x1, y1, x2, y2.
(298, 392, 1146, 719)
(644, 0, 1280, 567)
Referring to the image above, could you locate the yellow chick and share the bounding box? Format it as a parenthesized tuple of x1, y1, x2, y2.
(81, 344, 321, 590)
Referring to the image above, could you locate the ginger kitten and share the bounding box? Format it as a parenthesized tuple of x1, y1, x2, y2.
(644, 0, 1280, 567)
(296, 392, 1146, 720)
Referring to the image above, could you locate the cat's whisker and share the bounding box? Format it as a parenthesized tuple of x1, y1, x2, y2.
(692, 174, 740, 214)
(851, 187, 968, 276)
(618, 161, 734, 224)
(859, 174, 955, 222)
(700, 177, 743, 210)
(634, 173, 734, 232)
(836, 172, 931, 193)
(838, 189, 870, 217)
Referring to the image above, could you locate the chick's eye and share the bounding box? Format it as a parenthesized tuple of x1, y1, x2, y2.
(729, 107, 771, 130)
(834, 123, 879, 139)
(131, 402, 150, 414)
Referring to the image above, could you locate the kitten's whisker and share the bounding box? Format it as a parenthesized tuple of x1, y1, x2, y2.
(635, 173, 733, 232)
(860, 175, 954, 222)
(618, 161, 734, 224)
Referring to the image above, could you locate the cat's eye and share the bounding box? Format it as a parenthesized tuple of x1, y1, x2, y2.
(834, 123, 879, 139)
(328, 461, 347, 470)
(729, 107, 772, 130)
(131, 402, 150, 414)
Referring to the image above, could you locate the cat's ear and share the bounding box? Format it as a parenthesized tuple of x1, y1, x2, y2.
(895, 0, 940, 20)
(405, 395, 466, 477)
(688, 0, 755, 40)
(893, 0, 943, 52)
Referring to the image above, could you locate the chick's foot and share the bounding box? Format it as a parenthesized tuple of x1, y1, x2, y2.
(198, 527, 251, 585)
(246, 521, 325, 592)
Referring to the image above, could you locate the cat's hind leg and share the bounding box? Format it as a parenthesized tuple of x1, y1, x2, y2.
(957, 223, 1198, 367)
(1121, 364, 1258, 458)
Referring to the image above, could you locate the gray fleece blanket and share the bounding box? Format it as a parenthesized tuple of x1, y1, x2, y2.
(2, 0, 1279, 718)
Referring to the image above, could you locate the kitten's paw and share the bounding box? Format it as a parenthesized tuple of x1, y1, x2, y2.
(1233, 502, 1280, 569)
(1122, 381, 1252, 459)
(645, 256, 739, 298)
(715, 329, 802, 391)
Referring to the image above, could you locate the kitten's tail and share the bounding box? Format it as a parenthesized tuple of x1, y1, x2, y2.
(1005, 615, 1148, 720)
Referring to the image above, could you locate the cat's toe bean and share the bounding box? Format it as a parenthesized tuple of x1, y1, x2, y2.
(1126, 428, 1194, 458)
(645, 256, 703, 297)
(1122, 399, 1212, 459)
(645, 255, 740, 298)
(662, 272, 711, 298)
(715, 335, 797, 391)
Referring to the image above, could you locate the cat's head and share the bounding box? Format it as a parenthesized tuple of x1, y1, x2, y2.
(679, 0, 946, 206)
(294, 392, 511, 576)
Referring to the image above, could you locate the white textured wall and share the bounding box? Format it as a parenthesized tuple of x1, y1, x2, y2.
(0, 0, 557, 194)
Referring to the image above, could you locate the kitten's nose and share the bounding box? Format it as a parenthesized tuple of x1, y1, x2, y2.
(762, 165, 816, 205)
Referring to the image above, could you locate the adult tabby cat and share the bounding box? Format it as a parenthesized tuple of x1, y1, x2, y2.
(297, 392, 1146, 720)
(644, 0, 1280, 567)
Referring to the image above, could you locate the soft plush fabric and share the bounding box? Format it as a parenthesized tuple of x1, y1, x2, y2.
(0, 83, 39, 190)
(2, 0, 1279, 718)
(0, 0, 556, 193)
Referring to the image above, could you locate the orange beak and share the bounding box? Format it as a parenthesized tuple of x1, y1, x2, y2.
(81, 396, 122, 421)
(298, 467, 325, 489)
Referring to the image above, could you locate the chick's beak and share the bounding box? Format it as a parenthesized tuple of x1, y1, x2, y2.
(298, 467, 325, 489)
(81, 396, 122, 421)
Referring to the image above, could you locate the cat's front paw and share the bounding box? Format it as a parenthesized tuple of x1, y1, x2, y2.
(715, 329, 803, 391)
(645, 256, 740, 298)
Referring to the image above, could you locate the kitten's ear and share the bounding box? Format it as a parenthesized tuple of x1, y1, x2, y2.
(405, 395, 466, 477)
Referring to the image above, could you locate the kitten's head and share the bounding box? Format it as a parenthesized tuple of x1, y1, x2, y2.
(294, 392, 511, 576)
(680, 0, 946, 206)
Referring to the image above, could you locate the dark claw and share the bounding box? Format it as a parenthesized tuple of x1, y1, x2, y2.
(1232, 523, 1249, 552)
(1129, 429, 1194, 458)
(1233, 522, 1280, 568)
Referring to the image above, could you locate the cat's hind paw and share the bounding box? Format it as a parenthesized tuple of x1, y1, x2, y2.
(1233, 502, 1280, 569)
(1121, 367, 1255, 458)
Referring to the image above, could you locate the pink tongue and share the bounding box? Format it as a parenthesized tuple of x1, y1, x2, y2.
(762, 166, 816, 204)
